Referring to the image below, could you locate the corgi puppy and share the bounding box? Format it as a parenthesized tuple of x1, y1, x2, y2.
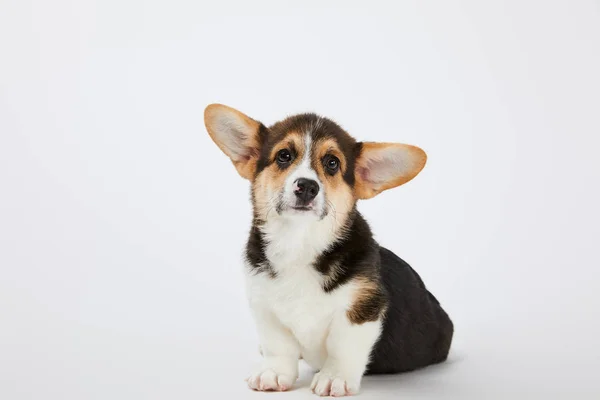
(203, 104, 454, 396)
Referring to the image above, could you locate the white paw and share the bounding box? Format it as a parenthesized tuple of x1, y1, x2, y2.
(310, 371, 360, 397)
(246, 368, 295, 392)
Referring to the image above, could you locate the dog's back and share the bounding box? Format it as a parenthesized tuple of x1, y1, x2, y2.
(367, 246, 454, 374)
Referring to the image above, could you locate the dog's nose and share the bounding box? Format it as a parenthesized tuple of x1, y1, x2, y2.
(294, 178, 320, 203)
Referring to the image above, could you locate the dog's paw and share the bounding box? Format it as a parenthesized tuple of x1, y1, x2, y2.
(246, 368, 296, 392)
(310, 370, 360, 397)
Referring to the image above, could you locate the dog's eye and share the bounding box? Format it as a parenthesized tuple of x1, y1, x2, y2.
(276, 149, 292, 165)
(324, 156, 340, 175)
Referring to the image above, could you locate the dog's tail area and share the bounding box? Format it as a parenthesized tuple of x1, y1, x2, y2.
(432, 309, 454, 364)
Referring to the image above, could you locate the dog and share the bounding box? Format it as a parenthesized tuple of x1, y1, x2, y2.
(203, 104, 453, 396)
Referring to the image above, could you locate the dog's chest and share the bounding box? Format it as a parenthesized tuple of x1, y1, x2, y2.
(246, 263, 353, 357)
(245, 219, 354, 362)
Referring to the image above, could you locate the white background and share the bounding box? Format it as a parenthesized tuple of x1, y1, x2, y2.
(1, 1, 599, 399)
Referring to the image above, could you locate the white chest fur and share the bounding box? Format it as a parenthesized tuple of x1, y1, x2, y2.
(244, 215, 354, 369)
(245, 263, 355, 369)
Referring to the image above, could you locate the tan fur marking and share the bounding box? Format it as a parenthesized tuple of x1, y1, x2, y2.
(252, 131, 307, 221)
(347, 277, 386, 324)
(313, 138, 348, 175)
(311, 138, 353, 231)
(253, 163, 287, 221)
(269, 131, 305, 163)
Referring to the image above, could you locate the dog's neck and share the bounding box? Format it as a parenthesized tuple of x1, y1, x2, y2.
(245, 207, 378, 292)
(261, 216, 338, 270)
(250, 208, 353, 274)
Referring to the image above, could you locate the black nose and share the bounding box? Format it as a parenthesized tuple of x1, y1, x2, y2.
(294, 178, 320, 204)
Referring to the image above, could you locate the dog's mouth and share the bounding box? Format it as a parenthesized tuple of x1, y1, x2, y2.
(275, 196, 322, 217)
(274, 200, 327, 220)
(278, 203, 318, 216)
(291, 206, 313, 211)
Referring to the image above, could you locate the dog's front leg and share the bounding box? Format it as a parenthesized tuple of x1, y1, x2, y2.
(246, 307, 300, 392)
(311, 311, 382, 397)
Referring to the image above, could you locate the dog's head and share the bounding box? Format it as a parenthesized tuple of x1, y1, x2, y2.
(204, 104, 426, 227)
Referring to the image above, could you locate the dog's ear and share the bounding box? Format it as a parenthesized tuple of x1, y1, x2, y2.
(204, 103, 264, 180)
(354, 142, 427, 199)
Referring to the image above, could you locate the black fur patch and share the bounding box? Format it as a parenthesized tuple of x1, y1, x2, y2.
(313, 209, 380, 292)
(365, 247, 454, 374)
(244, 225, 276, 278)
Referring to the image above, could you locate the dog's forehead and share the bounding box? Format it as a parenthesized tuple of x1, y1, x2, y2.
(267, 113, 357, 153)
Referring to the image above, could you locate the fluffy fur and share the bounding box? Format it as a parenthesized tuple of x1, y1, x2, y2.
(204, 104, 453, 396)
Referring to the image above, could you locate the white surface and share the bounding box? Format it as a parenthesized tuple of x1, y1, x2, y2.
(1, 1, 599, 399)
